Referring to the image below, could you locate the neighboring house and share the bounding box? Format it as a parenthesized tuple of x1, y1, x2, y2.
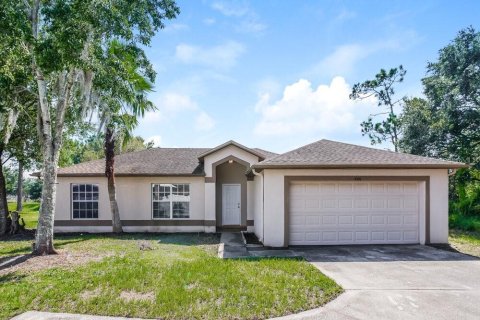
(53, 139, 466, 247)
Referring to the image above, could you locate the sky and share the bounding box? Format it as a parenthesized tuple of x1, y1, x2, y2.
(134, 0, 480, 154)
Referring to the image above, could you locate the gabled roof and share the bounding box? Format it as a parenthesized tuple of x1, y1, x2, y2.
(253, 139, 467, 169)
(197, 140, 267, 160)
(57, 148, 209, 177)
(54, 142, 278, 177)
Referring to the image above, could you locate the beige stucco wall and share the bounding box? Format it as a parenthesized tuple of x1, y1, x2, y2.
(262, 168, 449, 247)
(252, 174, 264, 240)
(55, 176, 111, 221)
(247, 180, 255, 232)
(54, 176, 207, 232)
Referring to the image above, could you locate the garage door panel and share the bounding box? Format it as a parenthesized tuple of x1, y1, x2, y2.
(322, 231, 337, 241)
(371, 215, 384, 225)
(354, 199, 369, 208)
(322, 215, 337, 225)
(339, 231, 353, 241)
(288, 181, 421, 245)
(338, 215, 353, 225)
(305, 199, 320, 208)
(355, 215, 369, 225)
(320, 183, 336, 193)
(323, 199, 336, 208)
(355, 231, 369, 241)
(387, 198, 402, 208)
(404, 215, 418, 225)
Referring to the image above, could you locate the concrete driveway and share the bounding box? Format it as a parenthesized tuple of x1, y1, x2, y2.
(276, 245, 480, 320)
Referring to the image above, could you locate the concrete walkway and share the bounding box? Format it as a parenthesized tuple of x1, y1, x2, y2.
(218, 232, 299, 259)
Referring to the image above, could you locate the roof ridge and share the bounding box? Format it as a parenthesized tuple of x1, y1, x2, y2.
(320, 139, 460, 163)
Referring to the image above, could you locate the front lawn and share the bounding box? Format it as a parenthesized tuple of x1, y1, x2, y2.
(0, 233, 342, 319)
(7, 202, 40, 229)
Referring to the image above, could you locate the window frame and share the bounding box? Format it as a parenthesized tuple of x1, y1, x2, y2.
(151, 183, 191, 219)
(71, 183, 100, 220)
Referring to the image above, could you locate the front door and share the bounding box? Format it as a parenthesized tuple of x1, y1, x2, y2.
(222, 184, 241, 225)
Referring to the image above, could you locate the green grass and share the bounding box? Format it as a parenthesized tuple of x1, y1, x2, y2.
(0, 233, 342, 319)
(7, 202, 39, 229)
(449, 213, 480, 232)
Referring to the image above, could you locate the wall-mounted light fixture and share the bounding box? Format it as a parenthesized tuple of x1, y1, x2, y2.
(228, 160, 234, 164)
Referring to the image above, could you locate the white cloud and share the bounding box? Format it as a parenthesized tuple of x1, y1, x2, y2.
(310, 31, 420, 78)
(211, 1, 267, 35)
(146, 135, 162, 147)
(254, 77, 377, 136)
(142, 93, 197, 124)
(158, 93, 197, 112)
(314, 44, 373, 78)
(195, 111, 215, 131)
(335, 8, 357, 22)
(175, 41, 245, 70)
(164, 23, 189, 33)
(203, 18, 216, 25)
(211, 1, 249, 17)
(237, 18, 267, 34)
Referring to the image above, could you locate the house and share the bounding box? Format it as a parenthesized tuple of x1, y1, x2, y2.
(53, 139, 466, 247)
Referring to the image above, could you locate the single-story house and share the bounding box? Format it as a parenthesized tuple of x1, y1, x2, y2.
(53, 139, 466, 247)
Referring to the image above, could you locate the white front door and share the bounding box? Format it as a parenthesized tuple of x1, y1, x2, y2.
(222, 184, 241, 225)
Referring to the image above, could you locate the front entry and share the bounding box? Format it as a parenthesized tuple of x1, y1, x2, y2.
(222, 184, 241, 225)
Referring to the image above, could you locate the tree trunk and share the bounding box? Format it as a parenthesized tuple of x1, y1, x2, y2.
(34, 155, 58, 255)
(16, 161, 23, 212)
(105, 127, 123, 233)
(0, 149, 8, 235)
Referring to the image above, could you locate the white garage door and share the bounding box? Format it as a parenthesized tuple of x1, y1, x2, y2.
(288, 180, 421, 245)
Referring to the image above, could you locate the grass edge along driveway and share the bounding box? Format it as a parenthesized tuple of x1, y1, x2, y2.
(0, 233, 343, 320)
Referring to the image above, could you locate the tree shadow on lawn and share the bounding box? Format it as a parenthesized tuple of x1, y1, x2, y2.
(0, 236, 90, 259)
(0, 272, 27, 284)
(74, 232, 222, 246)
(0, 254, 35, 271)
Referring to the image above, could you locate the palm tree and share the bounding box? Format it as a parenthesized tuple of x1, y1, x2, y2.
(93, 40, 155, 233)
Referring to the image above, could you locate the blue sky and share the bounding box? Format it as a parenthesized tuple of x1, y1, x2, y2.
(134, 0, 480, 153)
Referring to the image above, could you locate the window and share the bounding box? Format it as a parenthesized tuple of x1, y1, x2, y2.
(152, 184, 190, 219)
(72, 184, 99, 219)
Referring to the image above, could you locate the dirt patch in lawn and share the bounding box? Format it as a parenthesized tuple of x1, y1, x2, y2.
(449, 240, 480, 257)
(80, 287, 102, 300)
(449, 230, 480, 258)
(120, 290, 155, 302)
(0, 249, 113, 276)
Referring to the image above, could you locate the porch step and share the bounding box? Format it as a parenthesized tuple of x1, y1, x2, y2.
(218, 232, 249, 258)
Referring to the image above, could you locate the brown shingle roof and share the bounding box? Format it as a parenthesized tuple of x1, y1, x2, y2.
(253, 139, 467, 169)
(252, 148, 278, 159)
(56, 144, 279, 177)
(57, 148, 210, 177)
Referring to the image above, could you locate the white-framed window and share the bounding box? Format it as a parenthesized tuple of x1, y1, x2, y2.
(71, 184, 99, 219)
(152, 184, 190, 219)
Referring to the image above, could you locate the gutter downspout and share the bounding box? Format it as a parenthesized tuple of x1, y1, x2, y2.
(252, 168, 264, 242)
